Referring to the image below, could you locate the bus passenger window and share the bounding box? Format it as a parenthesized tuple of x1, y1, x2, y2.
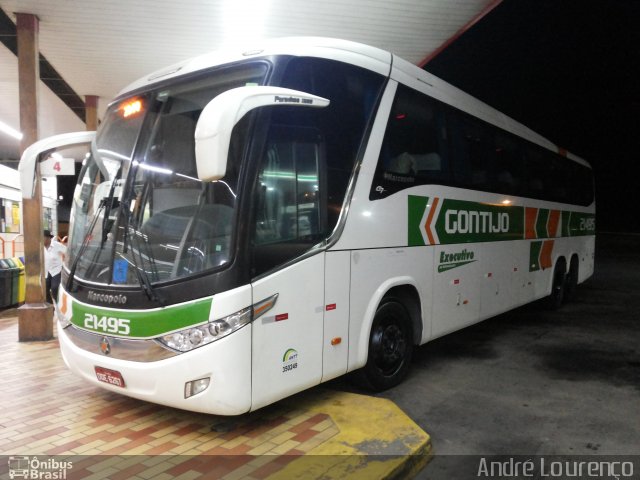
(371, 84, 449, 199)
(492, 132, 522, 195)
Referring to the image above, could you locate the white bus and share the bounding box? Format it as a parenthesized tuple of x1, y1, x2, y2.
(22, 38, 595, 415)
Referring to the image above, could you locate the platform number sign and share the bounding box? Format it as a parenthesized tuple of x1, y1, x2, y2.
(40, 155, 75, 176)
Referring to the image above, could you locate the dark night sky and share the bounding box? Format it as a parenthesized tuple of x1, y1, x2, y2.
(424, 0, 640, 233)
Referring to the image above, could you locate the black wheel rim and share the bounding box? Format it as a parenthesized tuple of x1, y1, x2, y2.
(371, 315, 407, 377)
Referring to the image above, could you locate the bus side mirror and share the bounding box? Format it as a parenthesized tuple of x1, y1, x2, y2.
(194, 86, 329, 182)
(18, 131, 96, 199)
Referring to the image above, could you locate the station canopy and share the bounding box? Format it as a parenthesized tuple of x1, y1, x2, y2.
(0, 0, 498, 161)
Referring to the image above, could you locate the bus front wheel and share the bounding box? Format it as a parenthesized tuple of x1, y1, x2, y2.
(360, 299, 413, 391)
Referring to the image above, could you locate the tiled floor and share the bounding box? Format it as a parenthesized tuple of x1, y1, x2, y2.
(0, 313, 430, 479)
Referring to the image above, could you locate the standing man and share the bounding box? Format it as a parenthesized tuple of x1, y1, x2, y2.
(43, 229, 67, 304)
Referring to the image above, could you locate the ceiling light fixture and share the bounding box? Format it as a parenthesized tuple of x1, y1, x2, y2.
(0, 119, 23, 140)
(222, 0, 271, 46)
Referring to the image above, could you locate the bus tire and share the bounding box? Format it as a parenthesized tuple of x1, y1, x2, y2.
(545, 259, 566, 310)
(359, 298, 413, 391)
(564, 255, 579, 302)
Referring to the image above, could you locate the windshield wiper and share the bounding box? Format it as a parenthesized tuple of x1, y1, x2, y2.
(118, 174, 162, 304)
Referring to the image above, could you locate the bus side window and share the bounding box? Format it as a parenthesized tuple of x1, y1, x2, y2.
(449, 113, 495, 192)
(492, 131, 523, 195)
(252, 125, 326, 276)
(371, 84, 449, 199)
(523, 145, 547, 200)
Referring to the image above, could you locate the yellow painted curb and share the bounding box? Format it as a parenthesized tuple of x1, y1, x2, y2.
(270, 389, 432, 479)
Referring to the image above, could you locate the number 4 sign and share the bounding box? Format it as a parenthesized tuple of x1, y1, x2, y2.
(40, 155, 75, 176)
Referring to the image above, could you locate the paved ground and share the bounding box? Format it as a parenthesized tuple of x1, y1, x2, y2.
(1, 234, 637, 479)
(0, 310, 429, 479)
(354, 233, 639, 477)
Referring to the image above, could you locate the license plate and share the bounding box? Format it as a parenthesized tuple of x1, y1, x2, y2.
(95, 366, 126, 388)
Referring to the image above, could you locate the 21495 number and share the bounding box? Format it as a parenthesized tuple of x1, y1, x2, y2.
(84, 313, 131, 335)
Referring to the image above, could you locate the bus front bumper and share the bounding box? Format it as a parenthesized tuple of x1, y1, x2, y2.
(57, 322, 252, 415)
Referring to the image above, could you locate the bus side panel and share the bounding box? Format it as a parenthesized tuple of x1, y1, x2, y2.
(250, 253, 325, 412)
(476, 241, 516, 318)
(347, 247, 432, 372)
(431, 246, 480, 338)
(579, 235, 596, 283)
(512, 240, 537, 305)
(322, 251, 351, 382)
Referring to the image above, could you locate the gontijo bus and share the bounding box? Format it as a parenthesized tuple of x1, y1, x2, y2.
(20, 38, 595, 414)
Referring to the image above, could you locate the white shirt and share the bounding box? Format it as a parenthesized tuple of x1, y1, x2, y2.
(44, 239, 67, 276)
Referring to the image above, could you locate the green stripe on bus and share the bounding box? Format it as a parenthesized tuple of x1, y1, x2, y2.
(71, 298, 213, 339)
(407, 195, 593, 246)
(561, 211, 571, 237)
(529, 241, 543, 272)
(568, 212, 596, 236)
(433, 198, 524, 244)
(408, 195, 429, 246)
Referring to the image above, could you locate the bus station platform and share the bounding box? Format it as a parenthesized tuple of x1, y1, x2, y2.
(0, 311, 431, 479)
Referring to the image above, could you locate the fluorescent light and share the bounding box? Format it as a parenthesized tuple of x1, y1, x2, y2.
(0, 119, 23, 140)
(222, 0, 271, 46)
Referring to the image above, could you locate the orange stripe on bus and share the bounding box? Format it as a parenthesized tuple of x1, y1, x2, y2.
(547, 210, 561, 238)
(525, 207, 538, 239)
(425, 197, 440, 245)
(60, 292, 68, 315)
(540, 240, 555, 269)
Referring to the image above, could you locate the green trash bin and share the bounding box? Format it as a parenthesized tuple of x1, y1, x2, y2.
(0, 259, 13, 308)
(5, 258, 20, 306)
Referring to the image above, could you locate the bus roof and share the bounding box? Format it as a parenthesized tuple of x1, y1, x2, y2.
(118, 37, 392, 96)
(118, 37, 588, 168)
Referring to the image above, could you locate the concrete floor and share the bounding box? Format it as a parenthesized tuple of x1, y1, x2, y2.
(352, 233, 640, 477)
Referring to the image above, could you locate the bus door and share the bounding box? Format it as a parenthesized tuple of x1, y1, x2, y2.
(249, 125, 327, 410)
(251, 254, 325, 411)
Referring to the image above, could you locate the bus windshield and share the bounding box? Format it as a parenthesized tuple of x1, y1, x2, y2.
(66, 63, 268, 286)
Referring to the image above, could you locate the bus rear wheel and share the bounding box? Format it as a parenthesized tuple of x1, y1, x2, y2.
(545, 259, 566, 310)
(564, 255, 579, 302)
(360, 299, 413, 391)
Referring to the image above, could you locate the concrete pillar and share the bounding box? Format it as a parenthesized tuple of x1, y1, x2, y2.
(85, 95, 99, 131)
(16, 13, 53, 341)
(17, 13, 38, 152)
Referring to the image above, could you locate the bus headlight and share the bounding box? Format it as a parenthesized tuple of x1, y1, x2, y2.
(156, 307, 251, 353)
